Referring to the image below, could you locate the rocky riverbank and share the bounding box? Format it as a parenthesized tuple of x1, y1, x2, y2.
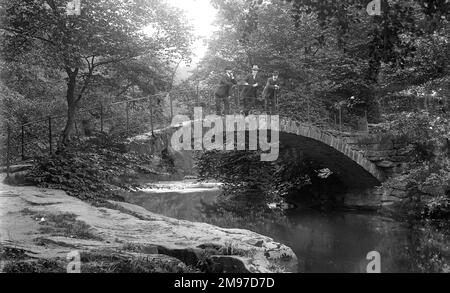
(0, 174, 297, 273)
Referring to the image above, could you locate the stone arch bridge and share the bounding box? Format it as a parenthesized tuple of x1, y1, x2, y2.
(129, 117, 413, 190)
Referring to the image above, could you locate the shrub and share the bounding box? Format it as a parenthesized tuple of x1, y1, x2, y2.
(26, 133, 156, 203)
(194, 148, 342, 207)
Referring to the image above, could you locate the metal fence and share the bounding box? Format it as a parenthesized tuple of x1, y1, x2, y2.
(1, 86, 368, 169)
(1, 90, 183, 167)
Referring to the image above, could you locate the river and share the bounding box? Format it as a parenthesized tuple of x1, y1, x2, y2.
(123, 180, 450, 273)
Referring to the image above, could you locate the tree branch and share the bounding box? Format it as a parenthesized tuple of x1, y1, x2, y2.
(114, 83, 134, 100)
(0, 26, 56, 46)
(92, 56, 136, 68)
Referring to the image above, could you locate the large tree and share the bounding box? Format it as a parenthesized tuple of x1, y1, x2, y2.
(200, 0, 449, 122)
(1, 0, 193, 146)
(285, 0, 450, 117)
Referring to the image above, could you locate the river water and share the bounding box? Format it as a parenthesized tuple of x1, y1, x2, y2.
(124, 180, 449, 273)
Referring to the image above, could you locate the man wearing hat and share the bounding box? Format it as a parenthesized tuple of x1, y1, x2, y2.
(262, 71, 281, 114)
(214, 67, 237, 115)
(242, 65, 263, 115)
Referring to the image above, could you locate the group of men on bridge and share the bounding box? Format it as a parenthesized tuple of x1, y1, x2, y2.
(214, 65, 281, 116)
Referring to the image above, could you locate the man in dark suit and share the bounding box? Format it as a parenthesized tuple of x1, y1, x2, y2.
(241, 65, 263, 115)
(214, 67, 236, 115)
(262, 71, 280, 114)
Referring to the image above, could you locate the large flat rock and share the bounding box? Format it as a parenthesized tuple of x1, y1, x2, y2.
(0, 175, 297, 273)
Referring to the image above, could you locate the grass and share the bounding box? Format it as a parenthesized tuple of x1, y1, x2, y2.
(79, 250, 200, 273)
(267, 263, 287, 273)
(95, 201, 151, 221)
(1, 249, 200, 273)
(219, 241, 260, 258)
(0, 246, 65, 273)
(0, 246, 29, 262)
(120, 243, 159, 254)
(21, 208, 102, 240)
(2, 258, 67, 273)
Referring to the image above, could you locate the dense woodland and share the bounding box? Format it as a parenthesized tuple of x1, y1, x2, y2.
(0, 1, 449, 216)
(189, 0, 450, 219)
(0, 0, 449, 274)
(1, 0, 193, 147)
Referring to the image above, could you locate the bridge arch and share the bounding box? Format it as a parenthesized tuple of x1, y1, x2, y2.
(130, 117, 386, 189)
(278, 118, 384, 189)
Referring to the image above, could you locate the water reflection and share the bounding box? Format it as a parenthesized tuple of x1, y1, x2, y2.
(124, 180, 449, 273)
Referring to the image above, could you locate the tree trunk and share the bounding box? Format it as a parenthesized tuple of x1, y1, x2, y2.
(59, 69, 79, 148)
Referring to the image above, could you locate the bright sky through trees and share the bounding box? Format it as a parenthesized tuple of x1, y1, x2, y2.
(167, 0, 218, 61)
(145, 0, 218, 82)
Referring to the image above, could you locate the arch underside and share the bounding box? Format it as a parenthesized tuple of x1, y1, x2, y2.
(156, 118, 384, 189)
(279, 132, 382, 189)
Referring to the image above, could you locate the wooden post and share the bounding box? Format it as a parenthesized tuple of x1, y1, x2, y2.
(74, 120, 79, 135)
(307, 99, 311, 124)
(126, 100, 129, 133)
(275, 89, 278, 114)
(236, 86, 239, 113)
(365, 110, 369, 133)
(196, 65, 200, 110)
(6, 124, 11, 178)
(21, 124, 25, 161)
(196, 82, 200, 108)
(169, 93, 173, 120)
(48, 116, 52, 154)
(100, 104, 104, 133)
(149, 97, 154, 136)
(339, 107, 342, 133)
(211, 90, 215, 115)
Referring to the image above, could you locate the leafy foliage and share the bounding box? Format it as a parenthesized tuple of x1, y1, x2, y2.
(195, 149, 274, 193)
(410, 159, 450, 219)
(195, 147, 342, 207)
(404, 221, 450, 273)
(26, 133, 157, 204)
(191, 0, 450, 125)
(374, 108, 450, 219)
(1, 0, 194, 145)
